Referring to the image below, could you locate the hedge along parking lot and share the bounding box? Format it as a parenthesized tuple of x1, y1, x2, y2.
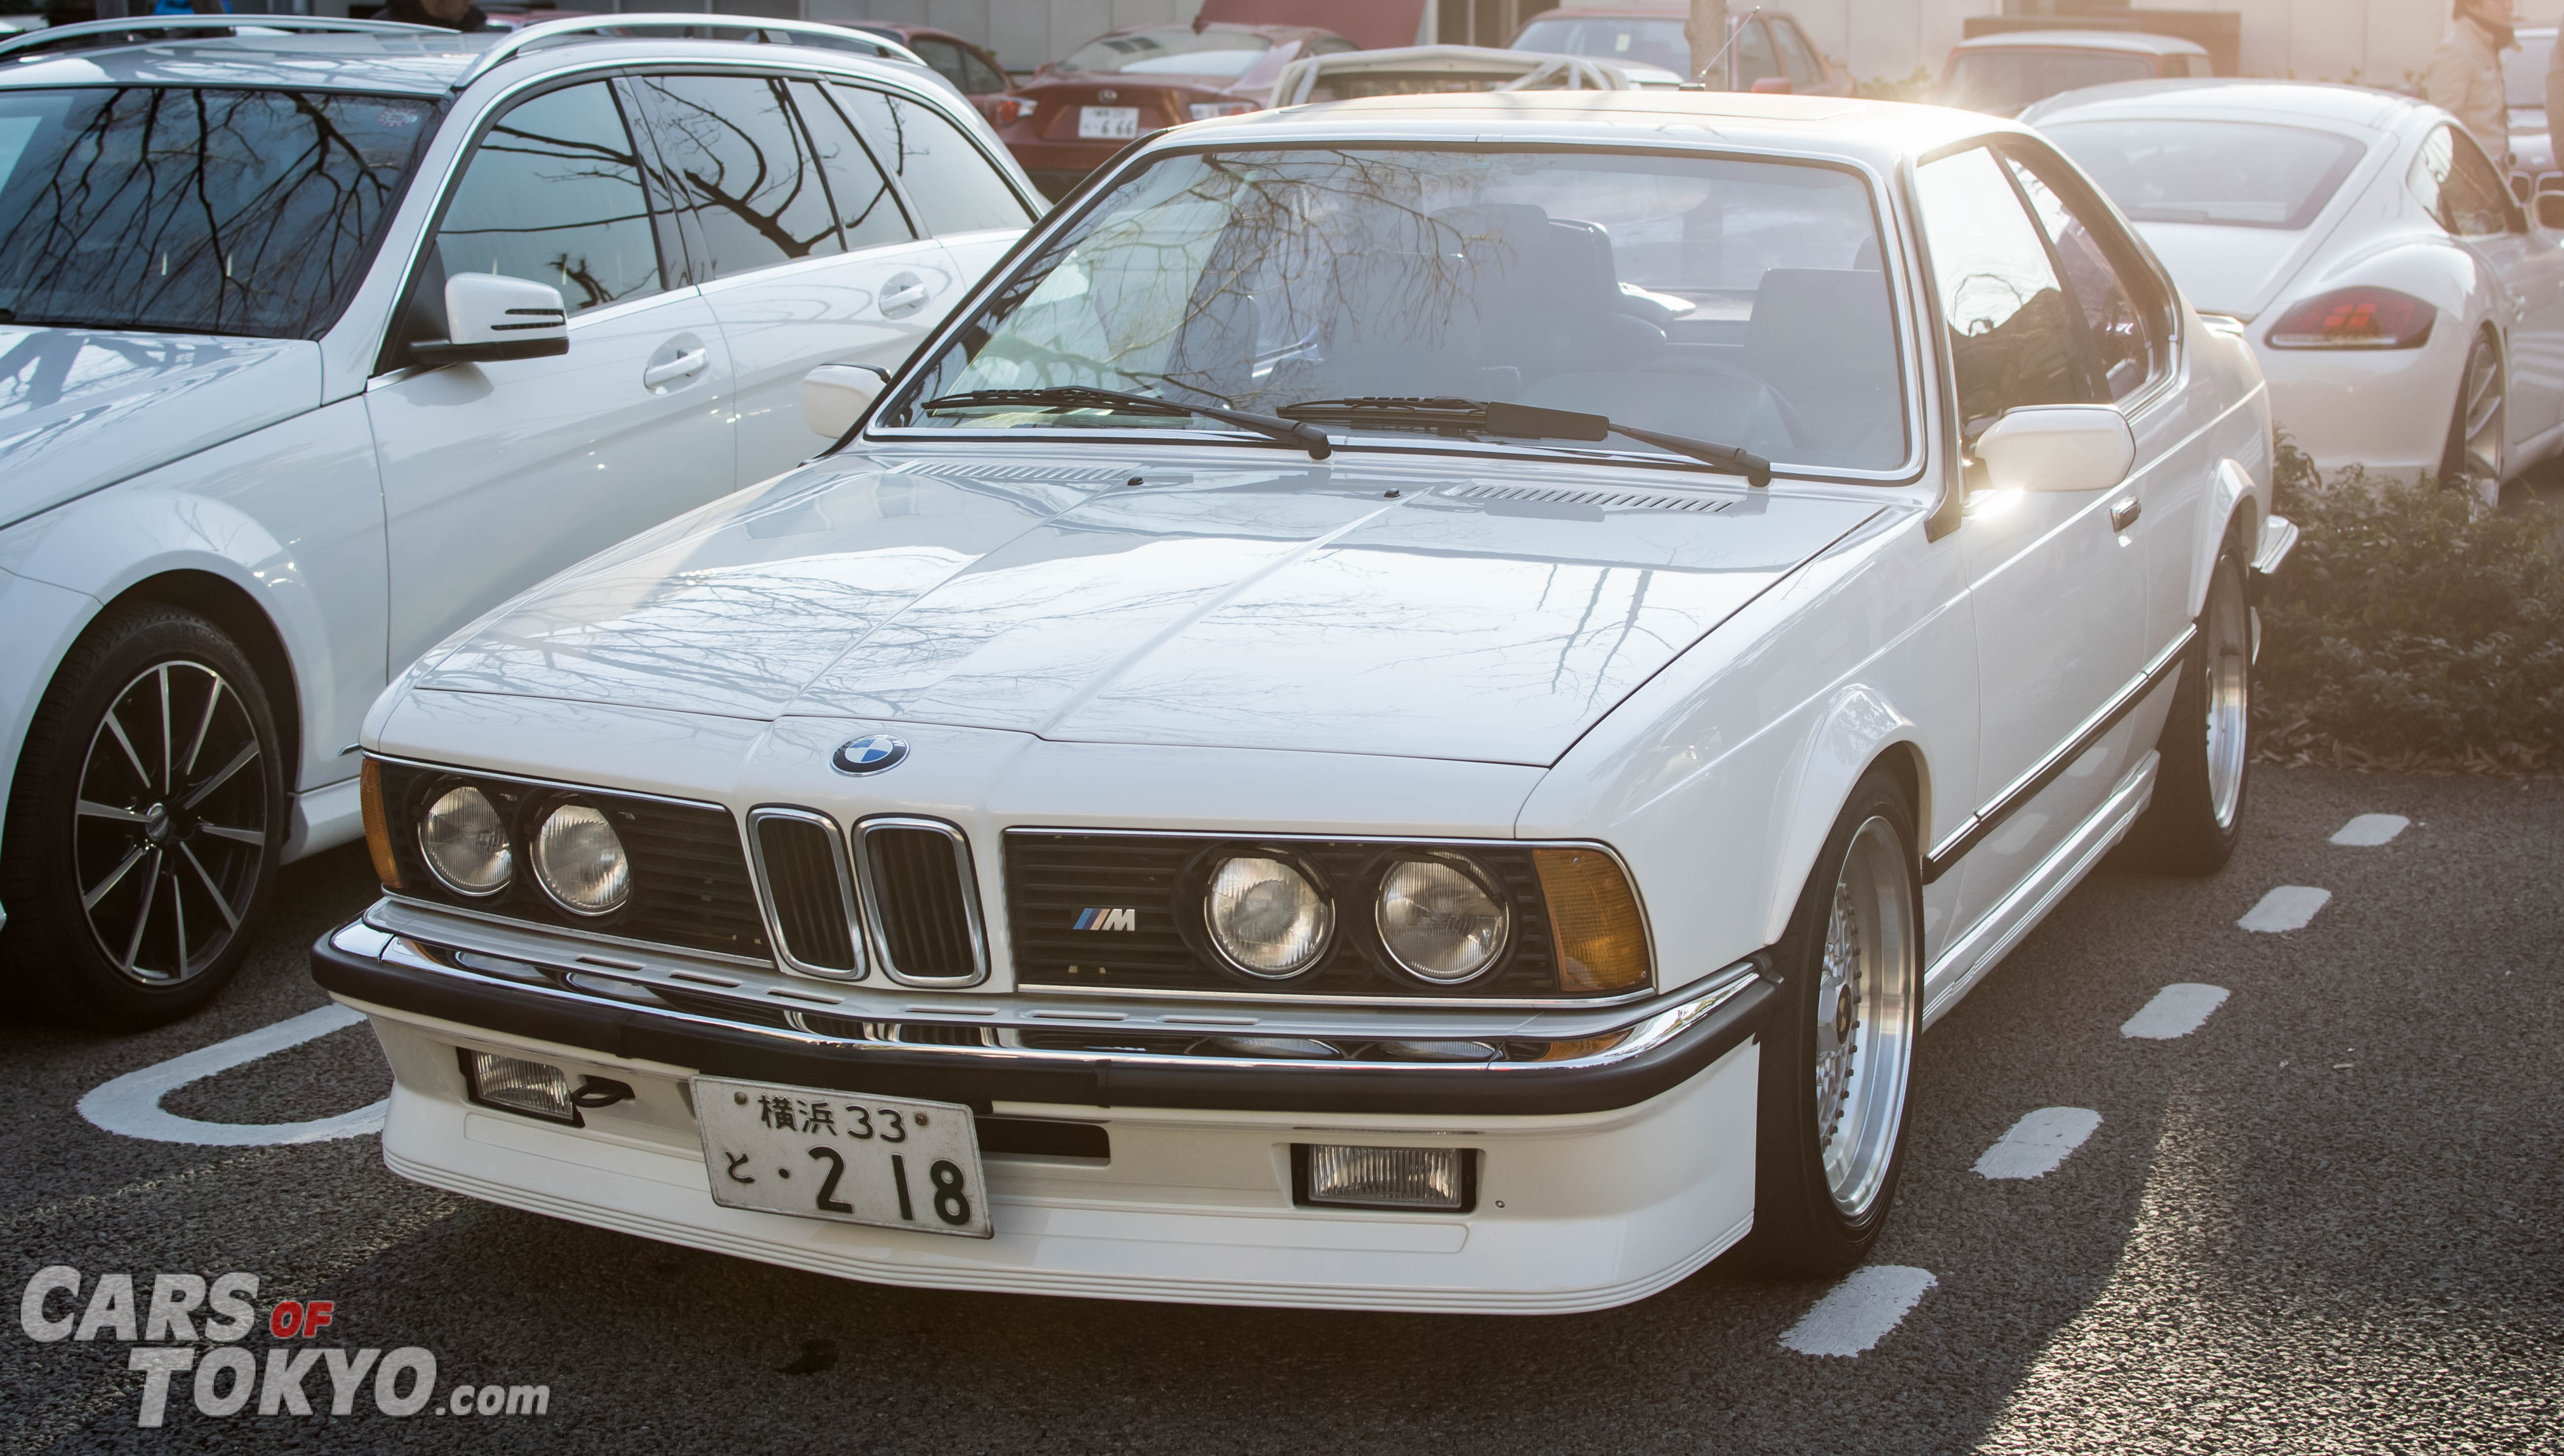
(2253, 440, 2564, 775)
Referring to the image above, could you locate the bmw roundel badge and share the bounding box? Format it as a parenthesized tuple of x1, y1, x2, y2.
(832, 733, 909, 775)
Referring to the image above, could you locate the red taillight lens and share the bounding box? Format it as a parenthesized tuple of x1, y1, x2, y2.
(989, 96, 1038, 126)
(2264, 287, 2436, 350)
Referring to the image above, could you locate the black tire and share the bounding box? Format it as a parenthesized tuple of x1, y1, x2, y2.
(1739, 766, 1922, 1278)
(2125, 542, 2251, 876)
(0, 604, 283, 1028)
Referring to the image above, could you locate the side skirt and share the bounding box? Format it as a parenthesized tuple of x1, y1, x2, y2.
(1920, 749, 2160, 1030)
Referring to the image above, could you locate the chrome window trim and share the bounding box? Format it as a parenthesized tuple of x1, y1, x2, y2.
(853, 814, 991, 988)
(744, 805, 867, 982)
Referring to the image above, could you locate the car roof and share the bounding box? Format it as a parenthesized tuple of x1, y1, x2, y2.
(1175, 88, 2015, 169)
(1081, 20, 1344, 42)
(1951, 30, 2210, 58)
(2020, 77, 2422, 135)
(1519, 6, 1697, 19)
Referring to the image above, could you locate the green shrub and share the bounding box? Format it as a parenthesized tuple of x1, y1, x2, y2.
(2254, 441, 2564, 772)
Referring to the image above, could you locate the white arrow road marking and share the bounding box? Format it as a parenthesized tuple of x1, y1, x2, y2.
(2238, 885, 2330, 933)
(2330, 813, 2409, 847)
(2121, 983, 2230, 1040)
(1778, 1265, 1938, 1357)
(1974, 1107, 2103, 1181)
(78, 1004, 386, 1146)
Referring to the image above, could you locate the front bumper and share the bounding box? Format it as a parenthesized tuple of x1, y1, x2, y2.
(317, 914, 1772, 1312)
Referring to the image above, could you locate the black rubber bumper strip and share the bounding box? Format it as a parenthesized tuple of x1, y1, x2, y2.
(312, 934, 1771, 1118)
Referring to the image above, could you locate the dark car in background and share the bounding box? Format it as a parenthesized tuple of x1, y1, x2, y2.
(1508, 5, 1850, 93)
(993, 20, 1357, 198)
(851, 21, 1022, 124)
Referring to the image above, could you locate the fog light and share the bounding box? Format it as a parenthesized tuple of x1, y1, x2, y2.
(1299, 1144, 1472, 1211)
(458, 1050, 579, 1125)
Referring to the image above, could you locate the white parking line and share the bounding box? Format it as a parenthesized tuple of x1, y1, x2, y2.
(2238, 885, 2330, 933)
(77, 1004, 386, 1147)
(1973, 1108, 2102, 1180)
(2330, 813, 2410, 847)
(1778, 1265, 1938, 1357)
(2121, 983, 2230, 1040)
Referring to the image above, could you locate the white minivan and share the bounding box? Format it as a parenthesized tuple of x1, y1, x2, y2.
(0, 15, 1040, 1025)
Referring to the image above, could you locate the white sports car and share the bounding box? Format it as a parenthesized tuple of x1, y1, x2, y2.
(318, 91, 2289, 1313)
(2026, 79, 2564, 496)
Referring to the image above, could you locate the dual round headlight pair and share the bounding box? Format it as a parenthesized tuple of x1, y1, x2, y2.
(417, 785, 631, 915)
(1204, 852, 1508, 984)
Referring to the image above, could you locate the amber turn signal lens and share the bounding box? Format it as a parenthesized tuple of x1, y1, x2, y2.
(359, 757, 402, 890)
(1531, 848, 1649, 992)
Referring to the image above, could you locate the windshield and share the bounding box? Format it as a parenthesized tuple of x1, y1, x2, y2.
(1511, 18, 1690, 76)
(0, 87, 433, 338)
(2044, 119, 2367, 230)
(1940, 50, 2152, 113)
(881, 147, 1904, 472)
(2506, 29, 2553, 110)
(1061, 29, 1272, 77)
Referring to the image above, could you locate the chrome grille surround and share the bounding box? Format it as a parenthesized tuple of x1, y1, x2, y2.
(744, 806, 864, 981)
(851, 815, 990, 987)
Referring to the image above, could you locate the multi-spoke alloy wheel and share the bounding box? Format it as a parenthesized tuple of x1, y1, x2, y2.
(74, 661, 269, 984)
(1, 605, 280, 1026)
(2127, 539, 2252, 875)
(1743, 766, 1921, 1275)
(2442, 332, 2504, 504)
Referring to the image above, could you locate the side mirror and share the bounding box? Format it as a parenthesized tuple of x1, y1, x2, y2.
(2536, 193, 2564, 231)
(1750, 76, 1793, 94)
(803, 363, 889, 438)
(411, 272, 567, 365)
(1974, 405, 2135, 494)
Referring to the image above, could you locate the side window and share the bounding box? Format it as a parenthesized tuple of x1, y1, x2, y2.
(2409, 125, 2514, 237)
(834, 85, 1034, 234)
(911, 38, 971, 93)
(2005, 153, 2164, 401)
(790, 80, 916, 249)
(629, 72, 845, 279)
(434, 81, 663, 314)
(1915, 146, 2094, 429)
(1735, 20, 1782, 86)
(960, 47, 1011, 95)
(1773, 20, 1821, 88)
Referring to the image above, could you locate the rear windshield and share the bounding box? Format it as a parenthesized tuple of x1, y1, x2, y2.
(1511, 17, 1691, 75)
(2044, 118, 2367, 230)
(1940, 50, 2152, 113)
(1060, 29, 1272, 77)
(0, 87, 434, 338)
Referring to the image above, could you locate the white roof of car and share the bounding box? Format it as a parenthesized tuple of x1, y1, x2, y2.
(1951, 30, 2210, 58)
(2020, 77, 2424, 135)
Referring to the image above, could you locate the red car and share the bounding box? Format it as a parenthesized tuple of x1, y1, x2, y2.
(996, 21, 1358, 199)
(847, 22, 1021, 122)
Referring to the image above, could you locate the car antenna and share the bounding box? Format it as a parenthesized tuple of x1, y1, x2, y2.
(1681, 5, 1762, 89)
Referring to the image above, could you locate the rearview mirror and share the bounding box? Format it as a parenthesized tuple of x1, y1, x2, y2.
(803, 363, 889, 438)
(2537, 193, 2564, 231)
(411, 272, 567, 365)
(1974, 405, 2135, 494)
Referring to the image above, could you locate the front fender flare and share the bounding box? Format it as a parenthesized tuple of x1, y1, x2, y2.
(1760, 683, 1925, 948)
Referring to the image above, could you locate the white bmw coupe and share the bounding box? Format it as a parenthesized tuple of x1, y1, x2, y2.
(2027, 79, 2564, 497)
(318, 91, 2290, 1312)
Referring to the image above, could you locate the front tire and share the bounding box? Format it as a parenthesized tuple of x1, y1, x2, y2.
(2126, 542, 2251, 875)
(0, 604, 283, 1028)
(1740, 766, 1921, 1277)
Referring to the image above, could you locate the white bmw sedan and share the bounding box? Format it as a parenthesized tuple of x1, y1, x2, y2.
(2026, 80, 2564, 495)
(0, 15, 1039, 1026)
(318, 92, 2289, 1312)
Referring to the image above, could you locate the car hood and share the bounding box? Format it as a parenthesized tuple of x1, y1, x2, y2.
(414, 454, 1880, 766)
(0, 328, 320, 530)
(2129, 220, 2329, 320)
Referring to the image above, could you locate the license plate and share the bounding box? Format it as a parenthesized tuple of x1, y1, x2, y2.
(694, 1077, 991, 1238)
(1078, 105, 1140, 140)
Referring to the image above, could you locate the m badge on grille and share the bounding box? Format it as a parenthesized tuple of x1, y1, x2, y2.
(1073, 908, 1138, 931)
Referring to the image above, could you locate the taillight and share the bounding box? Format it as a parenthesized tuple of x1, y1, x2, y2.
(2263, 287, 2436, 349)
(990, 96, 1039, 126)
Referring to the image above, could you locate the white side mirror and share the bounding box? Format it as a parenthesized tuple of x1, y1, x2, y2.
(1974, 405, 2135, 493)
(803, 364, 888, 438)
(414, 272, 567, 364)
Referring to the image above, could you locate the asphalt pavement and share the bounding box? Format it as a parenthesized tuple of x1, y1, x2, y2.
(4, 766, 2558, 1454)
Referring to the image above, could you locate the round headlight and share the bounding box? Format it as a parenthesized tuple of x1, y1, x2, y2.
(1204, 854, 1332, 977)
(1376, 856, 1508, 982)
(418, 786, 511, 896)
(531, 803, 630, 914)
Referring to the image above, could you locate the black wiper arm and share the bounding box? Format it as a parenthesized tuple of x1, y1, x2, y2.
(916, 386, 1331, 460)
(1279, 396, 1771, 487)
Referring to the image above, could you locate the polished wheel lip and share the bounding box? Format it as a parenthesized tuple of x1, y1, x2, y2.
(73, 660, 267, 987)
(2459, 336, 2503, 487)
(2204, 564, 2251, 832)
(1812, 815, 1915, 1219)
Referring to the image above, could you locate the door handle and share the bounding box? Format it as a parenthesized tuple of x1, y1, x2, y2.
(642, 347, 708, 389)
(2109, 496, 2143, 533)
(878, 272, 932, 319)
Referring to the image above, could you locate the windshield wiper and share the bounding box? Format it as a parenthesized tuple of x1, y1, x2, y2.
(1277, 397, 1771, 487)
(915, 386, 1331, 459)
